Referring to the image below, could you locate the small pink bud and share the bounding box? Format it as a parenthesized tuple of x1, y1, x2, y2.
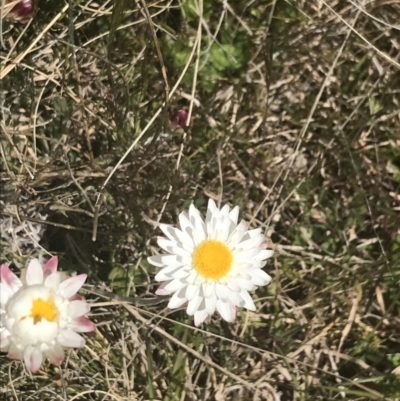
(169, 109, 189, 129)
(7, 0, 35, 21)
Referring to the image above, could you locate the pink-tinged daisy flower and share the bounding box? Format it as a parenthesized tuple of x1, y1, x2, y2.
(148, 199, 274, 326)
(0, 257, 95, 372)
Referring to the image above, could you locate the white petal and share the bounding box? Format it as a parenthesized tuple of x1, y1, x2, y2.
(13, 317, 35, 343)
(148, 254, 185, 268)
(215, 283, 229, 301)
(234, 278, 257, 292)
(226, 290, 245, 306)
(0, 329, 11, 350)
(189, 204, 207, 242)
(0, 264, 22, 293)
(219, 216, 232, 242)
(240, 290, 256, 311)
(58, 274, 87, 299)
(186, 270, 198, 285)
(160, 224, 194, 249)
(155, 281, 173, 295)
(68, 300, 90, 318)
(167, 288, 188, 309)
(235, 235, 264, 251)
(186, 295, 203, 316)
(179, 212, 195, 237)
(45, 343, 64, 366)
(185, 284, 199, 301)
(155, 266, 182, 281)
(194, 309, 209, 326)
(24, 346, 43, 372)
(42, 256, 58, 277)
(7, 342, 23, 360)
(44, 272, 61, 291)
(254, 249, 274, 260)
(170, 268, 190, 280)
(206, 198, 218, 224)
(57, 330, 85, 348)
(0, 283, 13, 307)
(227, 221, 247, 247)
(220, 204, 230, 216)
(202, 281, 215, 298)
(230, 303, 237, 321)
(228, 206, 239, 224)
(25, 259, 44, 285)
(69, 316, 95, 333)
(216, 300, 235, 322)
(226, 279, 241, 293)
(249, 269, 272, 286)
(164, 279, 187, 292)
(241, 228, 263, 241)
(205, 294, 217, 315)
(157, 238, 190, 256)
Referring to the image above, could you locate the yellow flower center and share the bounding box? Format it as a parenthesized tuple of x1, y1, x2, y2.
(30, 298, 58, 324)
(193, 240, 233, 279)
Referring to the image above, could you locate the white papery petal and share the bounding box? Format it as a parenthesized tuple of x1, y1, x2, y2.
(155, 266, 182, 281)
(215, 283, 230, 301)
(227, 221, 247, 247)
(164, 279, 187, 292)
(194, 309, 209, 326)
(0, 265, 22, 294)
(226, 290, 244, 306)
(58, 274, 87, 299)
(0, 283, 13, 306)
(206, 198, 217, 223)
(186, 295, 203, 316)
(254, 249, 274, 260)
(185, 284, 199, 301)
(202, 281, 215, 298)
(42, 257, 58, 277)
(216, 300, 234, 322)
(179, 212, 194, 237)
(45, 343, 64, 366)
(157, 238, 190, 256)
(160, 224, 194, 250)
(69, 317, 96, 333)
(240, 290, 256, 311)
(228, 206, 239, 224)
(168, 289, 188, 309)
(205, 294, 217, 315)
(44, 272, 61, 292)
(68, 300, 90, 318)
(189, 204, 207, 242)
(170, 268, 190, 280)
(1, 329, 11, 349)
(236, 248, 262, 260)
(241, 228, 263, 241)
(220, 204, 230, 216)
(249, 269, 272, 286)
(57, 330, 85, 348)
(148, 254, 184, 268)
(236, 235, 264, 251)
(25, 259, 44, 285)
(24, 346, 43, 372)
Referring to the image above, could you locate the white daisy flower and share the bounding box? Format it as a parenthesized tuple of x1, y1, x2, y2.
(148, 199, 274, 326)
(0, 257, 95, 372)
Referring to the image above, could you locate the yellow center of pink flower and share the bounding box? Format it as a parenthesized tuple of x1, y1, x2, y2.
(30, 298, 58, 324)
(193, 240, 233, 279)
